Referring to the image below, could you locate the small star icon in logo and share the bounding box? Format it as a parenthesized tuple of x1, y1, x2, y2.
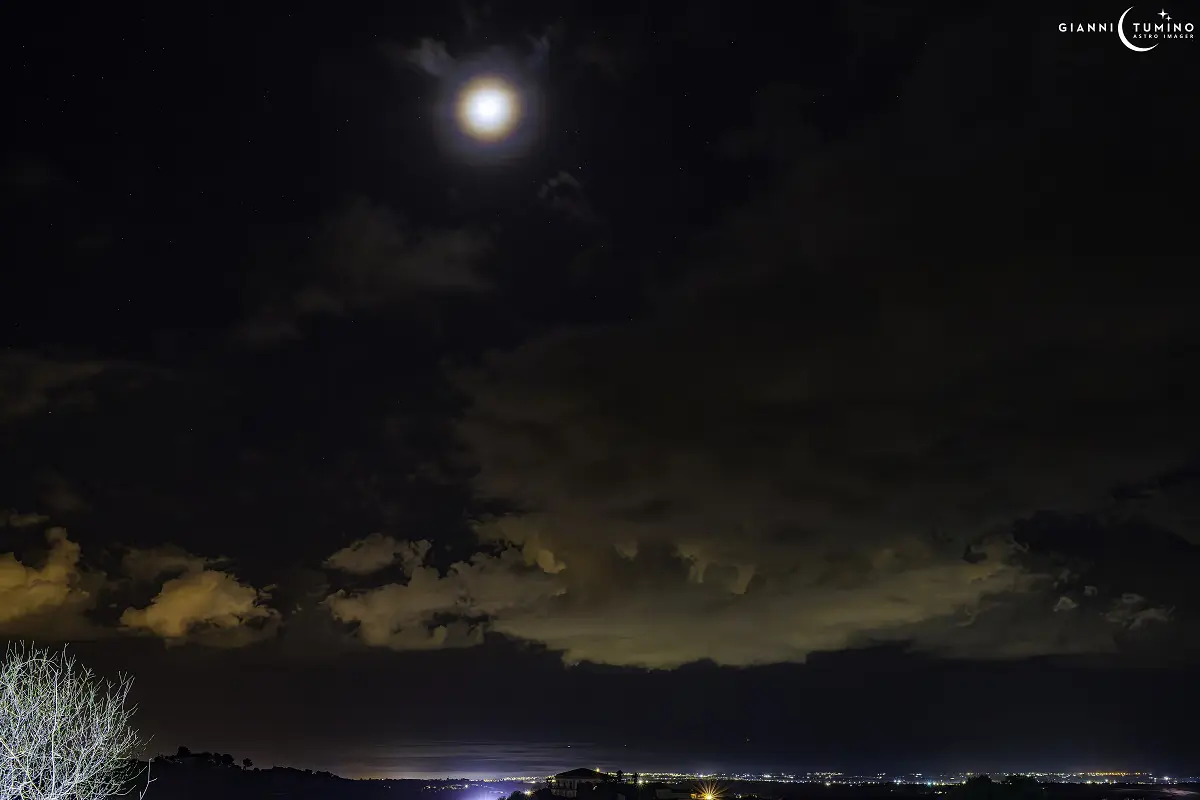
(1158, 8, 1169, 18)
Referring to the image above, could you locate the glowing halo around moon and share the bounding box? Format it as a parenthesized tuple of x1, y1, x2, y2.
(456, 76, 520, 142)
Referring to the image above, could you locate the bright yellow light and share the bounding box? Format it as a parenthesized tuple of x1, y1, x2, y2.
(456, 77, 519, 142)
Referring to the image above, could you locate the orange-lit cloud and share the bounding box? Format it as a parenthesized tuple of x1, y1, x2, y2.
(324, 535, 431, 576)
(120, 568, 279, 646)
(324, 545, 563, 651)
(0, 527, 98, 637)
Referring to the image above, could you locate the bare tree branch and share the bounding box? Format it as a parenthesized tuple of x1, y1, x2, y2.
(0, 642, 150, 800)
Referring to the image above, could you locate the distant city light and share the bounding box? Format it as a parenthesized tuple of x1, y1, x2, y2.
(453, 768, 1196, 792)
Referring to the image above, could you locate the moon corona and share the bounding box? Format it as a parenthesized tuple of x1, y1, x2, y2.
(456, 77, 520, 142)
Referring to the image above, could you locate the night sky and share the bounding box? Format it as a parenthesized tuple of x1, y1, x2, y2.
(3, 0, 1200, 781)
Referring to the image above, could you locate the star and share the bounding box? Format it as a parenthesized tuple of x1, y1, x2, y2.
(1158, 8, 1169, 18)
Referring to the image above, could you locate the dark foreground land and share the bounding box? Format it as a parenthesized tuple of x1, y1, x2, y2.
(112, 759, 524, 800)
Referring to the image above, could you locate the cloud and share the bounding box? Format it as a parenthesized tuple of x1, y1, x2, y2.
(0, 351, 107, 422)
(237, 200, 490, 346)
(453, 283, 1184, 667)
(448, 22, 1199, 667)
(0, 528, 97, 635)
(325, 566, 476, 650)
(2, 510, 50, 528)
(1116, 466, 1200, 547)
(476, 517, 566, 575)
(121, 544, 222, 582)
(323, 547, 563, 651)
(387, 27, 555, 79)
(527, 30, 552, 70)
(324, 535, 431, 575)
(120, 569, 279, 646)
(1054, 596, 1079, 612)
(1, 534, 282, 646)
(397, 37, 456, 77)
(34, 472, 89, 516)
(1104, 593, 1173, 631)
(480, 540, 1040, 668)
(537, 171, 601, 228)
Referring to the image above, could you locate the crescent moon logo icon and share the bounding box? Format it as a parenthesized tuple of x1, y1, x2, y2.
(1118, 6, 1159, 51)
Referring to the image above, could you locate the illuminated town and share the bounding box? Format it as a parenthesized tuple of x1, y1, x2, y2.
(433, 769, 1196, 791)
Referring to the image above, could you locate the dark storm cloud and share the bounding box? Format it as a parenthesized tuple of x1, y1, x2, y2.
(237, 199, 491, 346)
(437, 19, 1200, 668)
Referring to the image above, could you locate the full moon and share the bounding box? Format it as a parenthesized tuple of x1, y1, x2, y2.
(456, 77, 519, 142)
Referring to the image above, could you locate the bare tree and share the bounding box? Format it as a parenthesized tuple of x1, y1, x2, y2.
(0, 642, 151, 800)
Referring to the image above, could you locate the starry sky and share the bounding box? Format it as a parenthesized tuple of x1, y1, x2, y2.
(3, 0, 1200, 780)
